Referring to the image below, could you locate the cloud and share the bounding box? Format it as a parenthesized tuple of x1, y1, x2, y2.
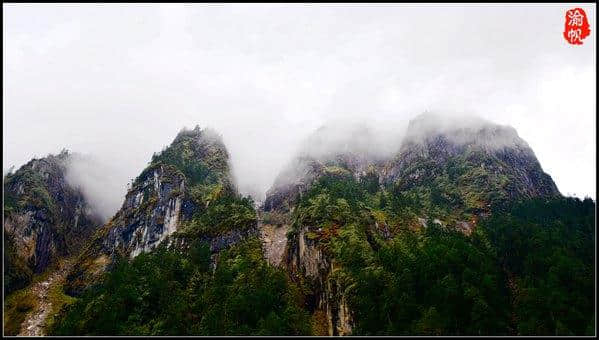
(3, 3, 596, 214)
(64, 153, 129, 222)
(401, 112, 530, 151)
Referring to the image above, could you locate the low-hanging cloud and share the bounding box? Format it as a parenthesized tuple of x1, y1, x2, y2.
(3, 4, 596, 210)
(64, 153, 129, 222)
(298, 119, 407, 162)
(264, 118, 407, 197)
(403, 112, 531, 152)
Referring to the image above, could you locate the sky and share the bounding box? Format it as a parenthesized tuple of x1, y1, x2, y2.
(3, 3, 596, 219)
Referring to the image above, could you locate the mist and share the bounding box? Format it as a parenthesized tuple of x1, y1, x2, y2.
(4, 4, 596, 220)
(64, 153, 129, 222)
(298, 119, 407, 161)
(403, 112, 530, 151)
(264, 118, 408, 199)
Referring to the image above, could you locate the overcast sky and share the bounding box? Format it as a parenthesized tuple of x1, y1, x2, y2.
(3, 4, 596, 218)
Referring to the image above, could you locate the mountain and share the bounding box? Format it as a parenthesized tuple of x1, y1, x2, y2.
(64, 125, 254, 295)
(266, 114, 562, 234)
(3, 150, 102, 295)
(264, 123, 389, 213)
(4, 116, 594, 336)
(261, 113, 591, 336)
(382, 113, 560, 209)
(52, 126, 311, 336)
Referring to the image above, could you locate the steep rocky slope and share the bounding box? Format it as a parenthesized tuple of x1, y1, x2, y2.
(64, 126, 257, 296)
(262, 124, 390, 335)
(3, 150, 102, 295)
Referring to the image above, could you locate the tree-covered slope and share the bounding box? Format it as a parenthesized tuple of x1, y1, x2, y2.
(283, 170, 594, 335)
(482, 197, 595, 335)
(51, 238, 311, 335)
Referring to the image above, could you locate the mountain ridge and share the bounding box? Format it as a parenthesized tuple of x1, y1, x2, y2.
(3, 114, 593, 336)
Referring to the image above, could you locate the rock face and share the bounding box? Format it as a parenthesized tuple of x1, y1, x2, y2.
(285, 226, 353, 335)
(259, 223, 290, 267)
(101, 163, 193, 258)
(3, 150, 102, 294)
(204, 227, 257, 252)
(263, 157, 325, 213)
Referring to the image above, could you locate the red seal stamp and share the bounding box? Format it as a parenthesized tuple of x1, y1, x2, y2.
(563, 8, 591, 45)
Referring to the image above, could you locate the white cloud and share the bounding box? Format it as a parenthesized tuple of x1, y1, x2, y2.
(3, 4, 596, 218)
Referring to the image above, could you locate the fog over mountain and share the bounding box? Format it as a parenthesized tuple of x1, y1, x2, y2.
(3, 4, 596, 220)
(64, 153, 128, 222)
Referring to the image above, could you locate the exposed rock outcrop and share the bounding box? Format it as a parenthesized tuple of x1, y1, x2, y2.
(285, 226, 354, 335)
(259, 223, 290, 266)
(101, 163, 192, 258)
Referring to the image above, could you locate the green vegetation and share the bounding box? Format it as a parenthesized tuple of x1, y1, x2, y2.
(49, 238, 311, 335)
(147, 126, 229, 187)
(3, 232, 34, 295)
(290, 171, 595, 335)
(172, 180, 257, 237)
(3, 288, 37, 335)
(482, 197, 595, 335)
(330, 223, 510, 335)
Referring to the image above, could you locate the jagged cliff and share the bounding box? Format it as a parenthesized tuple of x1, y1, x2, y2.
(3, 150, 102, 294)
(65, 126, 257, 296)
